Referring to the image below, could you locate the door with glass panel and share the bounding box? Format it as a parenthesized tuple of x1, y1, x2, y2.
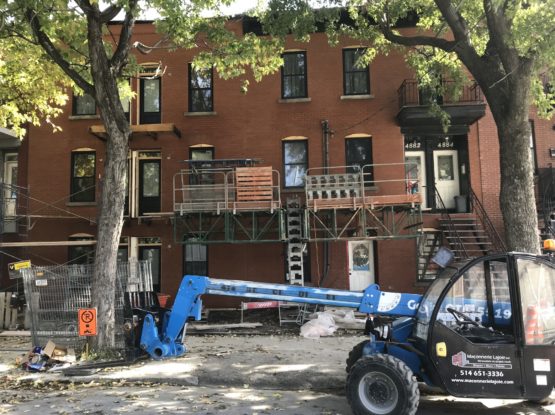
(433, 150, 459, 209)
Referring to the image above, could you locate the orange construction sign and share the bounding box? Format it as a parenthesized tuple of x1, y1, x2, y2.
(78, 308, 97, 336)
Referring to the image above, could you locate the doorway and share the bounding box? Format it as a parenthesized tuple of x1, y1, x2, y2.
(348, 240, 375, 291)
(405, 151, 427, 209)
(433, 150, 459, 210)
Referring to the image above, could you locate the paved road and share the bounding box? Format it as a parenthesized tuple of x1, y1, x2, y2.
(1, 383, 554, 414)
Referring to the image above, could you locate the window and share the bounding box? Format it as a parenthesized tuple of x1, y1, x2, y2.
(118, 237, 129, 262)
(281, 52, 307, 99)
(184, 242, 208, 276)
(68, 235, 95, 265)
(72, 93, 96, 116)
(140, 74, 161, 124)
(70, 151, 96, 202)
(283, 140, 308, 188)
(530, 120, 537, 174)
(188, 64, 213, 112)
(139, 237, 161, 292)
(189, 146, 214, 185)
(345, 137, 373, 185)
(128, 150, 161, 217)
(343, 48, 370, 95)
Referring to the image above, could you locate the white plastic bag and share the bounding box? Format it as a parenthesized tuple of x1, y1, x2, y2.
(300, 312, 338, 338)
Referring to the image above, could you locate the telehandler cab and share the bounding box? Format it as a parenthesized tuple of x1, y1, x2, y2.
(133, 251, 555, 415)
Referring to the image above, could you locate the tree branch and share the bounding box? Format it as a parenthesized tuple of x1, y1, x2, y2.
(379, 24, 457, 51)
(25, 8, 94, 96)
(100, 5, 121, 23)
(483, 0, 518, 73)
(434, 0, 469, 42)
(110, 1, 138, 77)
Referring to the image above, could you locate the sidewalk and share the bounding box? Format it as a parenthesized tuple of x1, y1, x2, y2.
(0, 332, 366, 391)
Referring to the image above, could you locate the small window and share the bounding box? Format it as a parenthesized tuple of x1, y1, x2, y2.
(345, 137, 373, 185)
(72, 93, 96, 116)
(283, 140, 308, 188)
(343, 48, 370, 96)
(70, 151, 96, 202)
(189, 64, 213, 112)
(189, 147, 214, 185)
(281, 52, 307, 99)
(184, 242, 208, 276)
(68, 235, 95, 265)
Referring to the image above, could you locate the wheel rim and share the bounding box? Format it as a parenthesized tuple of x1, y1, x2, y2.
(358, 371, 399, 414)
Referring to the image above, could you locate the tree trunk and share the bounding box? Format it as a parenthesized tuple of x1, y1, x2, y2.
(86, 13, 132, 349)
(495, 108, 539, 254)
(481, 63, 540, 254)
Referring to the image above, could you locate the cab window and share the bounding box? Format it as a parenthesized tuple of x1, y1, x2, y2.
(437, 259, 513, 343)
(518, 258, 555, 345)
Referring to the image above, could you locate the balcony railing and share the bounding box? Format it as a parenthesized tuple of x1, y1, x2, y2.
(398, 79, 484, 109)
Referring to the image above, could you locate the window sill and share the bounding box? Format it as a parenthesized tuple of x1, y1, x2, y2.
(69, 115, 100, 120)
(184, 111, 217, 117)
(278, 98, 311, 104)
(340, 94, 374, 100)
(66, 202, 96, 207)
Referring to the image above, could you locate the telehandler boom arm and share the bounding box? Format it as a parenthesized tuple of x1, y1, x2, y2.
(139, 275, 422, 359)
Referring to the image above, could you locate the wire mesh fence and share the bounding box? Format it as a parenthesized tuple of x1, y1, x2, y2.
(21, 260, 153, 352)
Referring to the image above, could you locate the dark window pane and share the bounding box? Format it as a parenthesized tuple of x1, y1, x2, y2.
(285, 165, 307, 187)
(284, 141, 307, 164)
(142, 162, 160, 197)
(73, 94, 96, 115)
(71, 152, 95, 202)
(189, 65, 213, 112)
(282, 52, 307, 99)
(143, 79, 160, 112)
(184, 244, 208, 276)
(283, 140, 308, 188)
(343, 49, 369, 95)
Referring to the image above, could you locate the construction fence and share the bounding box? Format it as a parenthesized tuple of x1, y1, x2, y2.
(21, 260, 154, 352)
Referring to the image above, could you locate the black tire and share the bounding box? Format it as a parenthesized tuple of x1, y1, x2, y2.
(346, 354, 419, 415)
(346, 340, 370, 373)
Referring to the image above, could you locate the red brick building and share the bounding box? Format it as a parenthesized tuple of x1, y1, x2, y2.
(1, 19, 554, 305)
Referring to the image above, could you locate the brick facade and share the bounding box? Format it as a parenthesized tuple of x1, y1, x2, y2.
(2, 20, 553, 306)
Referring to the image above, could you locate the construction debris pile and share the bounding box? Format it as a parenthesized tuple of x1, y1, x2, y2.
(17, 340, 76, 372)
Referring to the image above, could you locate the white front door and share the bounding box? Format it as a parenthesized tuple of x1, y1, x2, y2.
(434, 150, 459, 209)
(405, 151, 427, 209)
(3, 158, 17, 217)
(348, 240, 375, 291)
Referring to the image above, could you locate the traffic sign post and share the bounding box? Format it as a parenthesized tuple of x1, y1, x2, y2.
(78, 308, 97, 336)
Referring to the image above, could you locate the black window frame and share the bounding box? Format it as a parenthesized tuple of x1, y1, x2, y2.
(70, 151, 96, 202)
(283, 139, 308, 189)
(72, 93, 96, 116)
(281, 52, 308, 99)
(188, 64, 214, 112)
(139, 76, 161, 124)
(343, 48, 370, 96)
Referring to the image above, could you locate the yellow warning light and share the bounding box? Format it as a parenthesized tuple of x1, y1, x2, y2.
(544, 239, 555, 251)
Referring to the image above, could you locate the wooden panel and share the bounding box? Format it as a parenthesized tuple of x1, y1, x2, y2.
(235, 167, 274, 202)
(364, 194, 422, 206)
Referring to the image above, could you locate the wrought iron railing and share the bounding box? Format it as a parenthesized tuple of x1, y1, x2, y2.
(468, 188, 506, 253)
(433, 185, 468, 258)
(398, 79, 484, 108)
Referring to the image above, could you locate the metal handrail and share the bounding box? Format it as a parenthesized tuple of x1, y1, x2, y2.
(397, 79, 484, 108)
(468, 188, 506, 253)
(433, 185, 468, 258)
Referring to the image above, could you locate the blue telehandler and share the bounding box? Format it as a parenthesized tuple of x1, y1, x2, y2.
(133, 251, 555, 415)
